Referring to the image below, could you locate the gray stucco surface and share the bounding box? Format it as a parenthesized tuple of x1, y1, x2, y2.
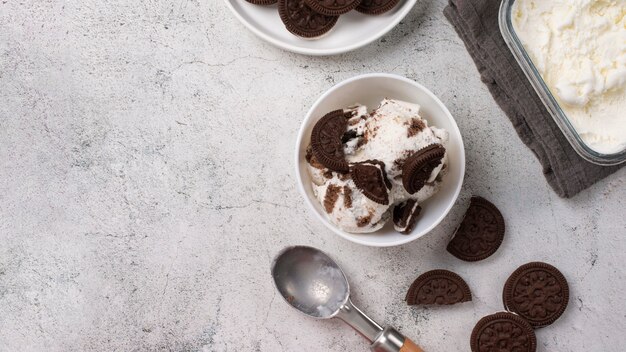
(1, 1, 624, 351)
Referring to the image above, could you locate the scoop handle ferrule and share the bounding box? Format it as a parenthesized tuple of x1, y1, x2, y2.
(399, 337, 424, 352)
(370, 327, 425, 352)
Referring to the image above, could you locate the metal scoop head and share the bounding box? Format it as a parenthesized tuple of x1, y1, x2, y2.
(270, 246, 424, 352)
(271, 245, 349, 319)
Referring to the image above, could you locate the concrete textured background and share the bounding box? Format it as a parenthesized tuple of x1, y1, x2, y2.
(1, 0, 625, 351)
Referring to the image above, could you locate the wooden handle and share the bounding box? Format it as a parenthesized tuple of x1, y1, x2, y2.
(400, 337, 424, 352)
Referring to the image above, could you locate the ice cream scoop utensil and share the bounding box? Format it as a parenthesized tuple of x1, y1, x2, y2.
(271, 246, 424, 352)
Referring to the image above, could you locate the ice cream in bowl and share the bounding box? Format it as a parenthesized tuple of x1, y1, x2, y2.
(295, 74, 465, 247)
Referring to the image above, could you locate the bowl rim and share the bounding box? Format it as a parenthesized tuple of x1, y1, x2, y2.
(294, 73, 465, 247)
(223, 0, 418, 56)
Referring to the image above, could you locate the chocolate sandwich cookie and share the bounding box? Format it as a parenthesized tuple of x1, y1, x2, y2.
(304, 0, 362, 15)
(351, 161, 390, 205)
(310, 110, 350, 173)
(447, 196, 505, 262)
(356, 0, 400, 15)
(503, 262, 569, 328)
(392, 199, 421, 234)
(406, 269, 471, 305)
(245, 0, 278, 5)
(402, 143, 446, 194)
(471, 312, 537, 352)
(279, 0, 339, 38)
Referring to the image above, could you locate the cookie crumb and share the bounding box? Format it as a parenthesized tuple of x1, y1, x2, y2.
(343, 186, 352, 208)
(406, 118, 426, 137)
(324, 184, 341, 213)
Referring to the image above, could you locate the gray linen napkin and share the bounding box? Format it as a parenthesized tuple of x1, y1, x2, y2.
(443, 0, 622, 198)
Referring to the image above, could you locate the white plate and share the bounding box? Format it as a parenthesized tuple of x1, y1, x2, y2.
(224, 0, 417, 56)
(295, 73, 465, 247)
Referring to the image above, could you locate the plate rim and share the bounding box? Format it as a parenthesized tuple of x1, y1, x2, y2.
(223, 0, 418, 56)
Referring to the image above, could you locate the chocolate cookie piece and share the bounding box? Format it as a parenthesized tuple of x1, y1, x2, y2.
(351, 161, 389, 205)
(393, 199, 421, 234)
(402, 144, 446, 194)
(310, 110, 349, 173)
(405, 270, 471, 305)
(341, 129, 358, 144)
(304, 0, 361, 15)
(503, 262, 569, 328)
(245, 0, 278, 5)
(406, 117, 426, 137)
(359, 159, 392, 188)
(471, 312, 537, 352)
(279, 0, 338, 38)
(323, 184, 342, 213)
(355, 0, 400, 15)
(447, 197, 505, 262)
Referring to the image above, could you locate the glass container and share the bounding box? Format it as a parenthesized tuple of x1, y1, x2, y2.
(499, 0, 626, 166)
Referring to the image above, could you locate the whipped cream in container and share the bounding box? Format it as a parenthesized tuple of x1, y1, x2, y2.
(500, 0, 626, 164)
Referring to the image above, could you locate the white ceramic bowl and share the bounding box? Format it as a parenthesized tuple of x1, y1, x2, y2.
(295, 73, 465, 247)
(224, 0, 417, 56)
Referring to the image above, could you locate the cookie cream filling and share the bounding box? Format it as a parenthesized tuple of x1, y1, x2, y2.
(512, 0, 626, 154)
